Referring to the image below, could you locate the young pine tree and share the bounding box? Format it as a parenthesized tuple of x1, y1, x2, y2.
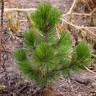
(14, 3, 91, 96)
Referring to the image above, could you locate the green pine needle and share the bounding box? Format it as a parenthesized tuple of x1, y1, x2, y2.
(24, 29, 35, 48)
(71, 42, 91, 69)
(15, 49, 27, 62)
(59, 31, 72, 55)
(34, 43, 54, 63)
(32, 3, 61, 33)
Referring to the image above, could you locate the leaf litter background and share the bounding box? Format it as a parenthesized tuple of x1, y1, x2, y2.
(0, 0, 96, 96)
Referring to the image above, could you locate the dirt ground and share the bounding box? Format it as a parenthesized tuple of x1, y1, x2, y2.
(0, 0, 96, 96)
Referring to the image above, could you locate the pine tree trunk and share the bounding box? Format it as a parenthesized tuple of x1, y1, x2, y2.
(32, 87, 63, 96)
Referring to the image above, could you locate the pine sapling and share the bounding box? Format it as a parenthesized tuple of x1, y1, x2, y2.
(14, 3, 91, 96)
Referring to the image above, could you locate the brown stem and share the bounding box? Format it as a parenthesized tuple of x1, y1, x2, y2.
(43, 24, 49, 43)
